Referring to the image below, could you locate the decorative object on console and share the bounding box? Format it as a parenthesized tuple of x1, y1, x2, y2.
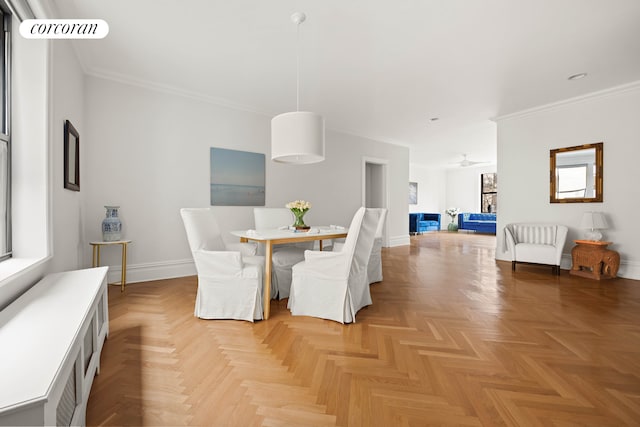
(446, 207, 459, 232)
(101, 205, 122, 241)
(271, 12, 325, 164)
(570, 240, 619, 280)
(579, 211, 608, 241)
(286, 200, 311, 230)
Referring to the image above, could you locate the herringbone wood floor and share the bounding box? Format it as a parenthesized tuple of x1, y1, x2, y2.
(87, 232, 640, 426)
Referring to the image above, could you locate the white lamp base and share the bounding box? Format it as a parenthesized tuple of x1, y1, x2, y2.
(585, 229, 603, 241)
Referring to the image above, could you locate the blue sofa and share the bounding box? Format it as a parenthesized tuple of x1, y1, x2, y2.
(409, 213, 441, 234)
(458, 213, 497, 234)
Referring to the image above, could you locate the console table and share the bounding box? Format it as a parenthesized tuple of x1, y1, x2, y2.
(570, 240, 620, 280)
(0, 267, 109, 426)
(90, 239, 132, 291)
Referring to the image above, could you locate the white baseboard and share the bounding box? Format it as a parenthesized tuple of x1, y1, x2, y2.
(107, 258, 195, 284)
(388, 234, 410, 247)
(616, 259, 640, 280)
(107, 250, 640, 285)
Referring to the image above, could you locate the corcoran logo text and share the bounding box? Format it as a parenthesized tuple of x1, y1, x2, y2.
(19, 19, 109, 39)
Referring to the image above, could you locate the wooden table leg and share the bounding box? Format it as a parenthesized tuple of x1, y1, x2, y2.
(263, 241, 273, 319)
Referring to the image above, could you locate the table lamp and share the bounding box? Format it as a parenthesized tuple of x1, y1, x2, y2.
(579, 212, 608, 241)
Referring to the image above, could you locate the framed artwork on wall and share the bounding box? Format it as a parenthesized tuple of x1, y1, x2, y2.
(409, 182, 418, 204)
(210, 147, 265, 206)
(64, 120, 80, 191)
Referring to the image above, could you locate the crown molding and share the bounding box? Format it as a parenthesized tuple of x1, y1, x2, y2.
(494, 80, 640, 122)
(85, 67, 275, 118)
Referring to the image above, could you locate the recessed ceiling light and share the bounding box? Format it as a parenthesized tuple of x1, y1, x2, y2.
(568, 73, 587, 81)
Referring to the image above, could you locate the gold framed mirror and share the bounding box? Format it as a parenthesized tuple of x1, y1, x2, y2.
(550, 142, 603, 203)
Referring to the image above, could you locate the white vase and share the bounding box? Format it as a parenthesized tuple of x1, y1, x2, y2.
(101, 205, 122, 241)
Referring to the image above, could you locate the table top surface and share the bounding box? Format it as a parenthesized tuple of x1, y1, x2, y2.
(231, 226, 347, 241)
(90, 240, 132, 245)
(574, 240, 612, 246)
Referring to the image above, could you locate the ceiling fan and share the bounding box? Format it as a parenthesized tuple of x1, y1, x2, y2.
(451, 154, 489, 167)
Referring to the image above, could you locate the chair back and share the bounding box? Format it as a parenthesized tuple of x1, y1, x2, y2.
(180, 208, 226, 252)
(253, 208, 293, 230)
(349, 209, 379, 279)
(506, 223, 566, 245)
(338, 207, 367, 263)
(372, 208, 387, 238)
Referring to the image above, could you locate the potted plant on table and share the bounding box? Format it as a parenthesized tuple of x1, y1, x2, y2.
(286, 200, 311, 230)
(446, 207, 460, 232)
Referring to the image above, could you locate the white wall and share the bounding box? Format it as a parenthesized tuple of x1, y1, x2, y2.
(0, 29, 86, 309)
(83, 76, 410, 283)
(409, 164, 446, 223)
(445, 165, 497, 215)
(409, 163, 497, 230)
(49, 41, 86, 273)
(495, 82, 640, 279)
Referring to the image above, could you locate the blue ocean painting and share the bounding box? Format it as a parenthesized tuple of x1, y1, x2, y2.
(210, 147, 265, 206)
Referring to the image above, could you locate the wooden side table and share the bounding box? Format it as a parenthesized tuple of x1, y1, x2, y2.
(570, 240, 620, 280)
(90, 240, 132, 291)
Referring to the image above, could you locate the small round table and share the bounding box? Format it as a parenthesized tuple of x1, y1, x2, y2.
(90, 240, 132, 291)
(570, 240, 619, 280)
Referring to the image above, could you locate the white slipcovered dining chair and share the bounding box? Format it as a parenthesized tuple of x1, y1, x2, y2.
(331, 208, 387, 284)
(253, 208, 308, 300)
(367, 208, 388, 284)
(180, 208, 264, 322)
(287, 207, 378, 323)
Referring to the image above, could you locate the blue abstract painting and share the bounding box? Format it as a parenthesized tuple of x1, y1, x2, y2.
(210, 147, 265, 206)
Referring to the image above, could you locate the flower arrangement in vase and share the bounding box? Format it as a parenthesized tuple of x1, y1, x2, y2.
(446, 207, 460, 232)
(286, 200, 311, 230)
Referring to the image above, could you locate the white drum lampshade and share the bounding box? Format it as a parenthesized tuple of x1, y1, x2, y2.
(271, 111, 325, 164)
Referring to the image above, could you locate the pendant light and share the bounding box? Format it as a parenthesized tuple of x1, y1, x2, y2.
(271, 12, 325, 164)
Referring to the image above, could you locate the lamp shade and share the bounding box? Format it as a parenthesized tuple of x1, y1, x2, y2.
(579, 212, 608, 230)
(579, 212, 608, 241)
(271, 111, 325, 164)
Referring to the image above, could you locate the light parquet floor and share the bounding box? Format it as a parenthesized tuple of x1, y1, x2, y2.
(87, 232, 640, 426)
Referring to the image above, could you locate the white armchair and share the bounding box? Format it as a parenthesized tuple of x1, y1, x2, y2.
(287, 207, 378, 323)
(504, 223, 569, 275)
(253, 208, 308, 300)
(180, 208, 264, 321)
(367, 208, 388, 284)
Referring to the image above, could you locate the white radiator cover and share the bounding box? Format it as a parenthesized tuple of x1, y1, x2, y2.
(0, 267, 109, 426)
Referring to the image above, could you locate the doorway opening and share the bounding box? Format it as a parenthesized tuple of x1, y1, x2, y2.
(362, 157, 388, 246)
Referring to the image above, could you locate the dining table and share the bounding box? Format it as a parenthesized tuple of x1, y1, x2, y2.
(230, 227, 348, 319)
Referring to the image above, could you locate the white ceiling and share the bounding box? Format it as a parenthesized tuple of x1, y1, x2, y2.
(49, 0, 640, 168)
